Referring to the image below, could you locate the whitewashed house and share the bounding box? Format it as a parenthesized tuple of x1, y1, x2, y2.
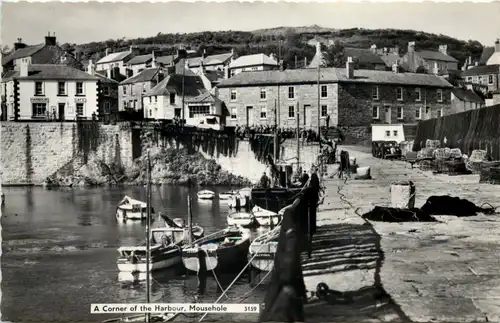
(1, 58, 99, 120)
(228, 53, 279, 77)
(95, 46, 137, 78)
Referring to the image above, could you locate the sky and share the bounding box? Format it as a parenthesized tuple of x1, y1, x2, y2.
(1, 1, 500, 47)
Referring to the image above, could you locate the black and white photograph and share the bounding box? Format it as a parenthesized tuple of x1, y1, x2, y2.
(1, 1, 500, 322)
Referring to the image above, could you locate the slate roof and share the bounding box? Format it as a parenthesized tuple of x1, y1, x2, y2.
(186, 52, 233, 68)
(204, 70, 225, 83)
(95, 72, 119, 84)
(308, 51, 327, 68)
(379, 52, 402, 68)
(415, 50, 458, 62)
(229, 54, 279, 69)
(96, 50, 132, 64)
(486, 51, 500, 65)
(2, 44, 46, 65)
(218, 67, 452, 88)
(344, 47, 386, 65)
(452, 88, 484, 103)
(185, 91, 222, 104)
(144, 74, 206, 97)
(1, 64, 98, 81)
(126, 54, 152, 65)
(156, 55, 175, 66)
(461, 65, 500, 76)
(479, 47, 495, 65)
(120, 67, 165, 85)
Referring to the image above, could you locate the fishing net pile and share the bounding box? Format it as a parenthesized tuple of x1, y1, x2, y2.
(249, 134, 279, 163)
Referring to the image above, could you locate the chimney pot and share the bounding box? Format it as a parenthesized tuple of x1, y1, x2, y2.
(408, 41, 415, 52)
(392, 61, 400, 73)
(20, 58, 29, 77)
(316, 42, 321, 54)
(495, 39, 500, 52)
(346, 56, 354, 78)
(105, 48, 109, 56)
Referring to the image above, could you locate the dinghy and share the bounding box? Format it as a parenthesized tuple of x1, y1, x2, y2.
(227, 211, 257, 227)
(219, 190, 238, 200)
(117, 225, 203, 273)
(158, 214, 205, 239)
(252, 206, 281, 227)
(116, 196, 153, 221)
(182, 227, 251, 273)
(197, 190, 216, 200)
(248, 226, 280, 272)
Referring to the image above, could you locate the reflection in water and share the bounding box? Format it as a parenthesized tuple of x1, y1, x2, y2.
(1, 185, 267, 323)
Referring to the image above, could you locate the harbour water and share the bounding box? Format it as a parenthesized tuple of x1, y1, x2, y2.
(1, 186, 269, 322)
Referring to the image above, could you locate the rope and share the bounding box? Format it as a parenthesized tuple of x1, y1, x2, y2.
(202, 249, 229, 300)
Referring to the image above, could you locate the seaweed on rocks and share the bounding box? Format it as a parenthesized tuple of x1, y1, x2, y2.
(77, 121, 101, 164)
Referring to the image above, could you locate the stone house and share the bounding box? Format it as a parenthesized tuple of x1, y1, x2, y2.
(229, 53, 279, 77)
(86, 61, 120, 122)
(450, 87, 485, 113)
(0, 59, 99, 121)
(307, 42, 388, 70)
(186, 50, 234, 74)
(461, 65, 500, 93)
(400, 42, 459, 74)
(1, 33, 82, 73)
(216, 58, 452, 136)
(96, 46, 138, 80)
(124, 52, 155, 78)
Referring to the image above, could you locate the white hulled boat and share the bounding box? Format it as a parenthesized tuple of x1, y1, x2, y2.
(252, 206, 281, 227)
(227, 211, 257, 227)
(248, 226, 280, 272)
(197, 189, 215, 200)
(219, 190, 238, 200)
(116, 196, 153, 221)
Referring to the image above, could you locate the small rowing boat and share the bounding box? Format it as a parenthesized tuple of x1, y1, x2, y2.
(219, 190, 238, 200)
(227, 211, 257, 227)
(197, 189, 215, 200)
(252, 206, 281, 227)
(248, 226, 280, 272)
(116, 196, 154, 221)
(182, 227, 251, 273)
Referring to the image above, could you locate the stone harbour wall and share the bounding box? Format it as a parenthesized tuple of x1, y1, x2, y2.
(1, 122, 133, 185)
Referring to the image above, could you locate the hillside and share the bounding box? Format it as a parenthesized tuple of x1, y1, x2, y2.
(63, 26, 483, 70)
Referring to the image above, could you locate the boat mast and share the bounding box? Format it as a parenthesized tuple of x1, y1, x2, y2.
(145, 152, 152, 323)
(187, 191, 193, 245)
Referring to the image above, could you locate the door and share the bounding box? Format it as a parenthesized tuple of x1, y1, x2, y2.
(246, 106, 253, 126)
(303, 105, 310, 126)
(384, 106, 391, 124)
(58, 103, 65, 121)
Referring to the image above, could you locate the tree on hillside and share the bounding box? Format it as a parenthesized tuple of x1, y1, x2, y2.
(323, 41, 347, 68)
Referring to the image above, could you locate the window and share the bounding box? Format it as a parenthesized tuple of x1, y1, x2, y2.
(426, 107, 430, 114)
(58, 82, 66, 95)
(372, 86, 379, 100)
(260, 88, 266, 100)
(149, 109, 152, 117)
(288, 87, 294, 99)
(385, 130, 390, 137)
(489, 75, 494, 85)
(397, 107, 403, 120)
(123, 87, 127, 95)
(321, 85, 327, 98)
(32, 103, 46, 117)
(321, 105, 328, 117)
(230, 107, 237, 120)
(416, 107, 421, 120)
(260, 106, 267, 119)
(415, 88, 421, 101)
(35, 82, 43, 95)
(437, 89, 443, 102)
(467, 77, 472, 82)
(154, 96, 157, 103)
(76, 82, 84, 95)
(478, 76, 483, 84)
(288, 105, 295, 118)
(372, 106, 380, 119)
(396, 87, 403, 101)
(76, 103, 84, 116)
(393, 130, 398, 137)
(103, 102, 110, 114)
(437, 108, 443, 118)
(189, 105, 210, 118)
(230, 90, 237, 100)
(170, 93, 175, 105)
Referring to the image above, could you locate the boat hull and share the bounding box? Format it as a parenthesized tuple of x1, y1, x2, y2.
(117, 255, 182, 272)
(227, 212, 255, 227)
(249, 240, 278, 272)
(117, 245, 182, 273)
(116, 208, 147, 220)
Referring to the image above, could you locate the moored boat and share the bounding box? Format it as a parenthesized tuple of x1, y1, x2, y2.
(248, 226, 280, 272)
(158, 213, 205, 239)
(238, 187, 252, 198)
(197, 189, 216, 200)
(227, 211, 258, 227)
(219, 190, 238, 200)
(181, 227, 251, 273)
(116, 196, 154, 221)
(252, 206, 281, 227)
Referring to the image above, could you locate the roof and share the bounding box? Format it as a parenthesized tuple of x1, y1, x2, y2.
(186, 52, 233, 68)
(452, 88, 484, 103)
(185, 91, 222, 104)
(229, 53, 279, 69)
(120, 67, 164, 85)
(308, 51, 327, 68)
(144, 74, 206, 97)
(344, 48, 386, 66)
(415, 50, 458, 63)
(486, 51, 500, 65)
(167, 61, 197, 76)
(217, 67, 452, 88)
(126, 54, 152, 66)
(96, 50, 132, 64)
(95, 72, 119, 84)
(204, 70, 225, 83)
(461, 65, 500, 76)
(379, 52, 402, 68)
(479, 47, 495, 65)
(2, 44, 45, 65)
(1, 64, 98, 81)
(156, 55, 175, 66)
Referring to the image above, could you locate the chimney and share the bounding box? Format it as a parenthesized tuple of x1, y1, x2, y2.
(224, 65, 229, 79)
(438, 45, 448, 55)
(87, 60, 95, 75)
(185, 58, 189, 69)
(495, 39, 500, 52)
(151, 51, 156, 68)
(129, 45, 133, 53)
(202, 49, 207, 59)
(408, 41, 415, 53)
(14, 38, 26, 51)
(316, 42, 322, 55)
(392, 60, 400, 73)
(45, 32, 57, 46)
(20, 58, 29, 77)
(200, 60, 205, 74)
(432, 62, 439, 75)
(107, 68, 112, 79)
(370, 44, 377, 53)
(279, 60, 284, 72)
(346, 57, 354, 79)
(231, 48, 234, 57)
(304, 57, 307, 67)
(105, 48, 109, 56)
(269, 53, 275, 61)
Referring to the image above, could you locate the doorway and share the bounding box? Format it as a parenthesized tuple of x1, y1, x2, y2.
(58, 103, 65, 121)
(246, 106, 253, 126)
(384, 106, 391, 124)
(303, 105, 310, 126)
